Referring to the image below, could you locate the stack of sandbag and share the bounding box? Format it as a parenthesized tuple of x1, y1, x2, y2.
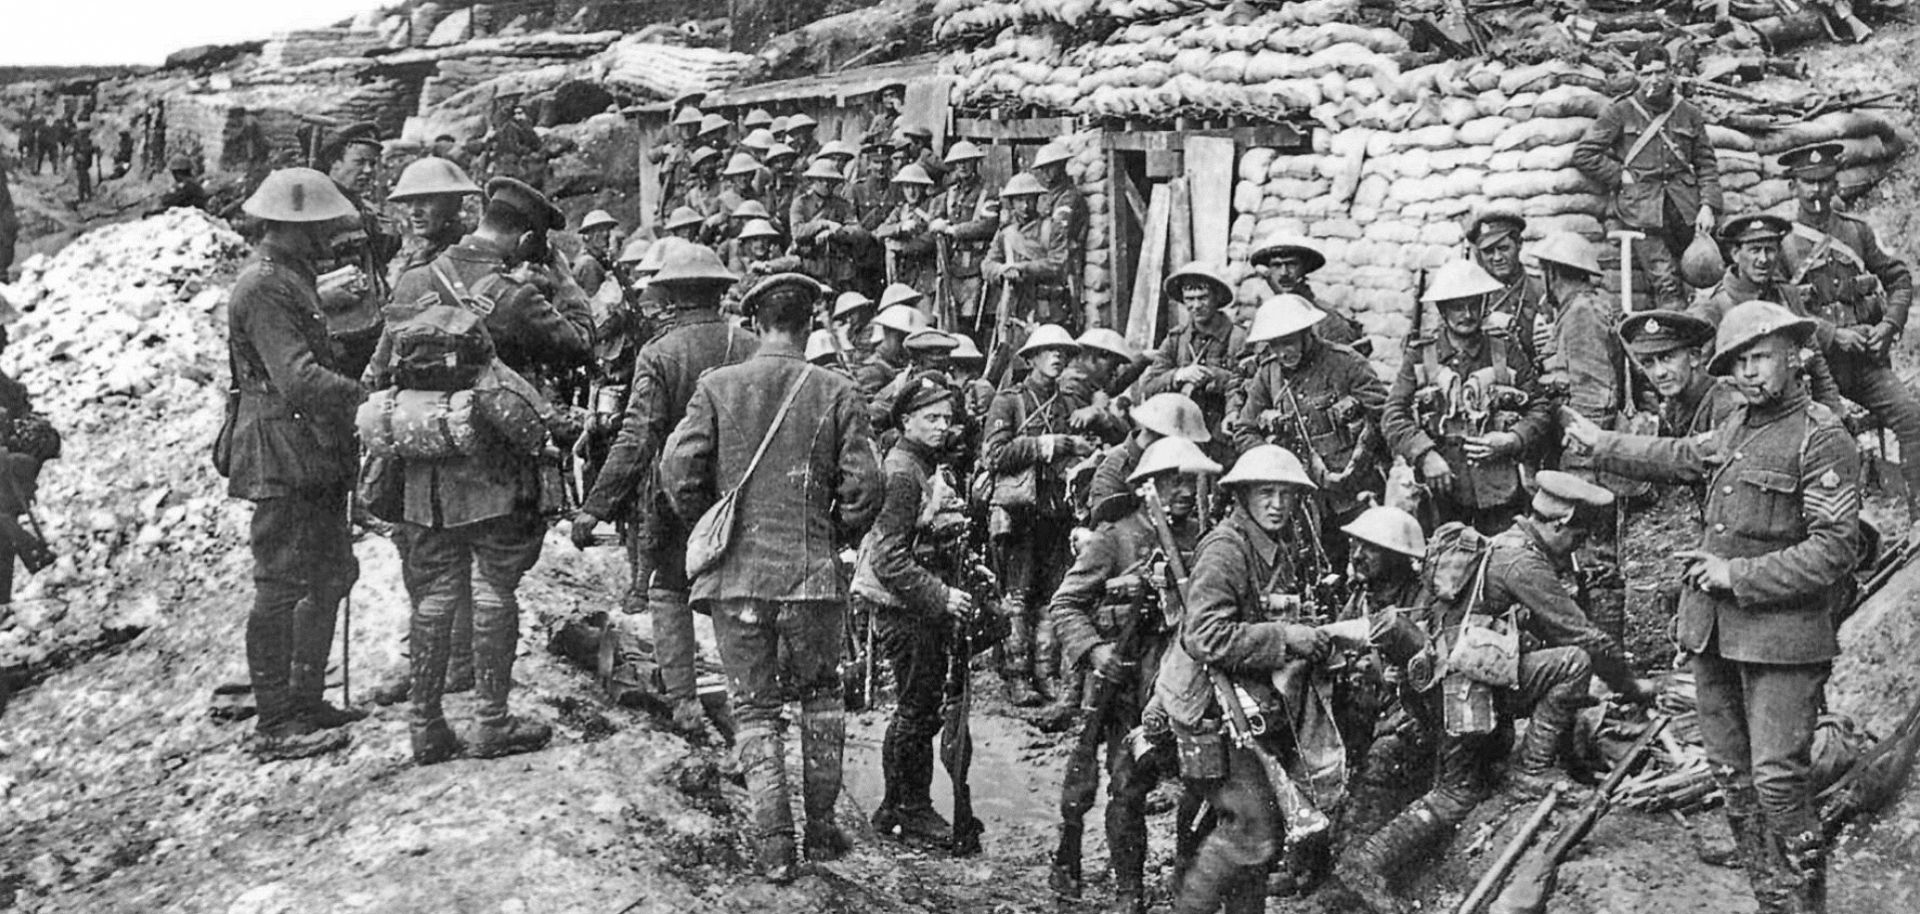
(598, 37, 753, 101)
(933, 0, 1100, 43)
(1732, 110, 1907, 210)
(1056, 131, 1114, 320)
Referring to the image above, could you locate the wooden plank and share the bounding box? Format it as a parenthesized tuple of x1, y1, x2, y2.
(1167, 175, 1193, 272)
(1146, 149, 1181, 179)
(1107, 150, 1141, 330)
(953, 116, 1080, 142)
(1105, 123, 1309, 153)
(902, 75, 956, 150)
(1125, 183, 1172, 350)
(1185, 135, 1234, 266)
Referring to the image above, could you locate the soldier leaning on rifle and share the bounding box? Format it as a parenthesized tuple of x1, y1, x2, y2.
(929, 140, 1001, 334)
(572, 244, 756, 740)
(219, 169, 368, 761)
(1248, 234, 1364, 351)
(1563, 300, 1858, 914)
(1153, 445, 1332, 914)
(791, 158, 876, 299)
(1048, 437, 1216, 914)
(1381, 259, 1554, 534)
(1776, 141, 1920, 527)
(1572, 44, 1724, 311)
(1692, 213, 1849, 418)
(876, 164, 941, 299)
(981, 173, 1074, 333)
(660, 272, 883, 883)
(1141, 262, 1248, 436)
(1337, 473, 1615, 914)
(854, 372, 974, 850)
(1233, 293, 1388, 569)
(1464, 209, 1549, 364)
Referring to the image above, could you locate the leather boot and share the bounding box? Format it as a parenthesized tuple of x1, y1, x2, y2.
(290, 596, 366, 729)
(1050, 822, 1084, 899)
(1710, 785, 1763, 871)
(872, 716, 907, 833)
(1509, 697, 1578, 797)
(408, 609, 463, 765)
(651, 588, 710, 741)
(799, 698, 851, 862)
(738, 722, 798, 883)
(1172, 850, 1247, 914)
(468, 583, 550, 759)
(1001, 602, 1041, 707)
(1034, 615, 1061, 701)
(1335, 800, 1450, 914)
(446, 596, 475, 694)
(1777, 827, 1826, 914)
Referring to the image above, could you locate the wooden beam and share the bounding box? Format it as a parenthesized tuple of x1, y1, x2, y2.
(1185, 135, 1234, 266)
(1125, 183, 1172, 350)
(953, 116, 1081, 142)
(1103, 123, 1309, 152)
(1168, 175, 1193, 273)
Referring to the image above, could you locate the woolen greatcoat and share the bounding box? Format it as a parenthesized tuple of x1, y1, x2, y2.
(225, 240, 363, 501)
(660, 341, 882, 605)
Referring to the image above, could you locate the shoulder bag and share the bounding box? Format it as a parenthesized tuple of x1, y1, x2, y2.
(686, 366, 812, 580)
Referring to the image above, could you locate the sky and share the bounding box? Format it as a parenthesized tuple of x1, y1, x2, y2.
(3, 1, 395, 67)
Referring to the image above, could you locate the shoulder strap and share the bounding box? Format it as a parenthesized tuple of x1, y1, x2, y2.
(428, 258, 496, 317)
(1789, 222, 1868, 282)
(1623, 99, 1682, 172)
(736, 366, 812, 490)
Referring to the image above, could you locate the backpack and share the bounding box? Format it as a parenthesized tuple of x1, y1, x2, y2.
(389, 261, 499, 392)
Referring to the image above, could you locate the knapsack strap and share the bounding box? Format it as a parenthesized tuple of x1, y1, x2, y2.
(735, 366, 812, 492)
(428, 259, 496, 317)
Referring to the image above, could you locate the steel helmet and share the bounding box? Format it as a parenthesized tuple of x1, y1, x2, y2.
(1249, 234, 1326, 271)
(1000, 172, 1045, 198)
(579, 209, 619, 233)
(1129, 436, 1224, 484)
(873, 303, 930, 335)
(650, 243, 738, 289)
(786, 113, 818, 132)
(731, 199, 771, 220)
(743, 108, 773, 129)
(905, 327, 960, 352)
(1163, 261, 1232, 303)
(770, 115, 790, 134)
(617, 235, 653, 265)
(1247, 294, 1327, 344)
(1032, 141, 1072, 169)
(892, 163, 935, 186)
(635, 236, 689, 273)
(1129, 392, 1211, 442)
(698, 113, 729, 135)
(663, 206, 704, 232)
(1707, 300, 1818, 377)
(1420, 259, 1504, 303)
(1531, 231, 1602, 276)
(386, 156, 481, 201)
(818, 139, 857, 160)
(1219, 444, 1316, 489)
(879, 283, 925, 310)
(944, 140, 985, 164)
(803, 158, 847, 181)
(742, 128, 775, 152)
(723, 152, 762, 177)
(1341, 505, 1426, 558)
(738, 218, 783, 242)
(950, 334, 985, 364)
(1018, 323, 1079, 356)
(672, 106, 704, 127)
(243, 167, 358, 222)
(766, 142, 798, 162)
(689, 146, 721, 169)
(167, 154, 196, 174)
(833, 290, 876, 319)
(806, 329, 840, 364)
(1077, 327, 1136, 363)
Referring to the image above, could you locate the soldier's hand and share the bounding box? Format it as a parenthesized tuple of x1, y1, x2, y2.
(1619, 677, 1661, 705)
(1559, 406, 1602, 453)
(1419, 450, 1454, 492)
(1174, 364, 1207, 387)
(1002, 264, 1025, 282)
(945, 586, 975, 618)
(1069, 404, 1103, 429)
(569, 513, 599, 550)
(930, 217, 952, 235)
(1258, 408, 1287, 432)
(1868, 321, 1900, 354)
(1833, 326, 1870, 354)
(1090, 643, 1125, 680)
(1327, 397, 1360, 425)
(1677, 549, 1733, 594)
(1283, 623, 1332, 662)
(1696, 205, 1716, 231)
(1463, 431, 1518, 462)
(982, 262, 1004, 282)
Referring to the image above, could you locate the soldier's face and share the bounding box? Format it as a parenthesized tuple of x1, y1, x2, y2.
(901, 400, 954, 449)
(809, 176, 840, 197)
(1636, 346, 1702, 398)
(406, 194, 463, 238)
(729, 172, 755, 192)
(955, 160, 978, 180)
(1009, 195, 1039, 221)
(1155, 474, 1200, 519)
(1730, 240, 1778, 284)
(1239, 483, 1295, 534)
(1794, 174, 1838, 214)
(1273, 329, 1310, 371)
(678, 124, 700, 142)
(583, 227, 611, 256)
(332, 144, 378, 194)
(1476, 235, 1521, 282)
(1351, 541, 1397, 583)
(903, 184, 928, 205)
(1030, 348, 1067, 378)
(1181, 286, 1218, 325)
(1439, 298, 1485, 336)
(1264, 256, 1307, 287)
(1728, 336, 1798, 405)
(1638, 62, 1674, 104)
(745, 237, 777, 260)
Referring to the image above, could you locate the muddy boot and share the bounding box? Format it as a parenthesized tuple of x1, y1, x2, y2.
(468, 593, 551, 760)
(871, 718, 908, 836)
(1172, 851, 1246, 914)
(408, 611, 463, 765)
(1335, 800, 1449, 914)
(369, 669, 413, 707)
(670, 697, 712, 745)
(1033, 615, 1061, 702)
(1508, 683, 1584, 798)
(1777, 827, 1826, 914)
(252, 718, 349, 761)
(652, 588, 710, 741)
(1050, 822, 1084, 899)
(411, 719, 462, 765)
(1704, 785, 1762, 870)
(739, 721, 798, 883)
(289, 597, 366, 729)
(446, 596, 475, 694)
(799, 698, 851, 862)
(1000, 606, 1042, 708)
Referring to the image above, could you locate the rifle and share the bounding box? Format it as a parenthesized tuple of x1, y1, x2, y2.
(934, 233, 957, 331)
(1489, 714, 1669, 914)
(941, 550, 1000, 856)
(983, 280, 1018, 388)
(1819, 690, 1920, 836)
(1458, 785, 1565, 914)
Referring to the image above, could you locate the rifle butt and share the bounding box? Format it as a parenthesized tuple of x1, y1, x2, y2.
(1486, 846, 1556, 914)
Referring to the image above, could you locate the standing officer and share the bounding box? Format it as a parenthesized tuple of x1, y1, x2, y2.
(930, 140, 1000, 335)
(981, 173, 1072, 332)
(382, 156, 480, 288)
(222, 168, 367, 761)
(660, 272, 882, 883)
(1573, 45, 1724, 310)
(1050, 437, 1218, 914)
(1465, 210, 1548, 364)
(1141, 262, 1246, 433)
(1564, 300, 1859, 914)
(1248, 234, 1363, 348)
(572, 244, 755, 740)
(1382, 259, 1554, 533)
(1157, 444, 1332, 914)
(1776, 141, 1920, 526)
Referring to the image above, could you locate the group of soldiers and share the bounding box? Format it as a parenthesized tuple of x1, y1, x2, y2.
(209, 52, 1904, 914)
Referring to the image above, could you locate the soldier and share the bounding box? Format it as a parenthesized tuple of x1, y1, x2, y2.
(572, 245, 756, 739)
(806, 329, 843, 372)
(573, 209, 619, 298)
(791, 158, 875, 298)
(1563, 300, 1860, 914)
(720, 217, 789, 282)
(652, 106, 704, 220)
(1233, 293, 1388, 568)
(1619, 309, 1738, 436)
(1141, 262, 1247, 433)
(695, 112, 731, 156)
(763, 144, 800, 224)
(897, 124, 949, 187)
(855, 299, 927, 396)
(1572, 45, 1724, 310)
(1777, 141, 1920, 524)
(929, 140, 1001, 334)
(381, 157, 480, 288)
(0, 159, 15, 275)
(488, 105, 544, 184)
(849, 139, 897, 230)
(855, 371, 974, 849)
(662, 205, 705, 243)
(683, 147, 726, 225)
(0, 322, 55, 609)
(1382, 259, 1554, 533)
(832, 289, 878, 365)
(1693, 213, 1847, 416)
(69, 127, 95, 203)
(659, 272, 883, 882)
(712, 153, 767, 240)
(740, 108, 773, 137)
(1051, 437, 1218, 913)
(981, 325, 1101, 707)
(1248, 234, 1364, 349)
(1339, 505, 1426, 616)
(1064, 328, 1145, 443)
(784, 114, 821, 166)
(1533, 232, 1618, 425)
(1032, 141, 1089, 316)
(876, 164, 939, 298)
(316, 122, 402, 381)
(146, 154, 210, 216)
(1465, 210, 1549, 363)
(981, 173, 1072, 333)
(222, 169, 368, 761)
(1089, 392, 1211, 521)
(815, 139, 858, 176)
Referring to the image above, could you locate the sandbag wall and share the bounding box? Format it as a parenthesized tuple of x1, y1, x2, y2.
(1057, 131, 1117, 323)
(258, 29, 389, 69)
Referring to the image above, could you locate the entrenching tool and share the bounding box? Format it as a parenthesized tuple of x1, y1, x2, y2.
(1608, 229, 1645, 316)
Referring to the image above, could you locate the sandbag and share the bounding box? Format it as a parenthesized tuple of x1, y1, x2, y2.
(1752, 110, 1901, 156)
(1707, 124, 1756, 153)
(1492, 117, 1590, 152)
(1518, 142, 1578, 172)
(1458, 115, 1514, 147)
(1483, 168, 1591, 198)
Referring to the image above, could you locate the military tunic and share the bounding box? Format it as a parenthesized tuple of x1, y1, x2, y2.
(790, 190, 872, 295)
(931, 175, 1000, 323)
(981, 213, 1071, 328)
(1232, 336, 1387, 518)
(1380, 329, 1553, 524)
(1483, 517, 1637, 693)
(1572, 91, 1724, 309)
(1140, 311, 1249, 431)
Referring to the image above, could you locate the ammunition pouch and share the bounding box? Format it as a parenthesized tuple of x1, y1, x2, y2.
(1175, 720, 1228, 779)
